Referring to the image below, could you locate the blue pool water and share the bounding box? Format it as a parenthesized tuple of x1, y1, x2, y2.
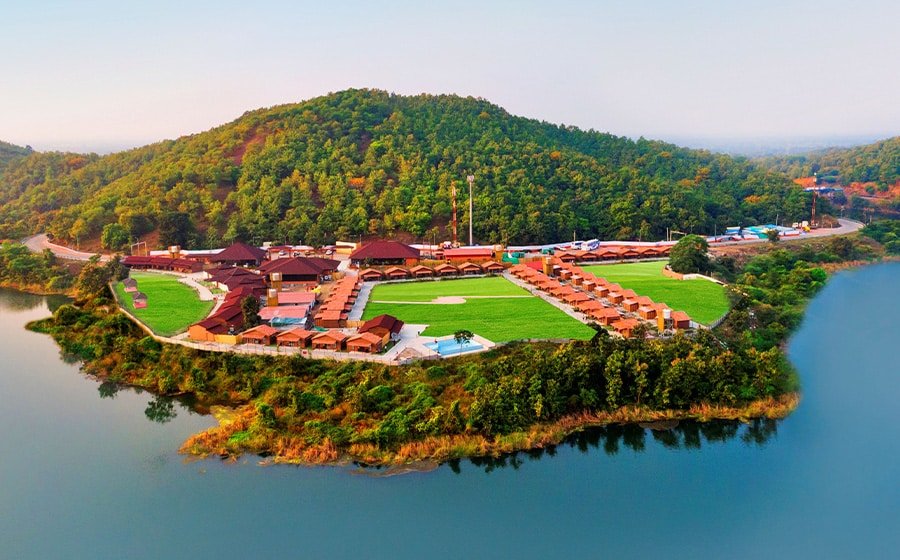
(425, 338, 484, 356)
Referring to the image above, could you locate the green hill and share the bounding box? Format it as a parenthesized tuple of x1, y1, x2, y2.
(760, 136, 900, 186)
(0, 140, 33, 173)
(0, 89, 811, 247)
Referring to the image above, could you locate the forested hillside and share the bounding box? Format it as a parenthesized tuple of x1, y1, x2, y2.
(0, 90, 810, 248)
(0, 141, 33, 173)
(761, 137, 900, 187)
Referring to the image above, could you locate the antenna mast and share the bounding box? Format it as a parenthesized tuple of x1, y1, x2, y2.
(467, 174, 474, 246)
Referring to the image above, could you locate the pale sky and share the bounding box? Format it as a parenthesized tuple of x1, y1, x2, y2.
(1, 0, 898, 153)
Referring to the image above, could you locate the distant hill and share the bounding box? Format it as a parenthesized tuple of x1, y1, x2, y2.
(760, 137, 900, 187)
(0, 140, 33, 172)
(0, 89, 810, 247)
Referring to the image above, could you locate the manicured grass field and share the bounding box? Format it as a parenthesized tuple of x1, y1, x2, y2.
(581, 260, 729, 324)
(362, 277, 595, 342)
(367, 276, 528, 301)
(114, 272, 214, 336)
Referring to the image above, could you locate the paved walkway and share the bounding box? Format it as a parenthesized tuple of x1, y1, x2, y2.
(348, 281, 374, 321)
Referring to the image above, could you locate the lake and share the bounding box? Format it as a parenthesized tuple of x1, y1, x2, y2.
(1, 263, 898, 559)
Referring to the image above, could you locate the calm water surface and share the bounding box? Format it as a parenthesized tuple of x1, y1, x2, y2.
(1, 263, 898, 559)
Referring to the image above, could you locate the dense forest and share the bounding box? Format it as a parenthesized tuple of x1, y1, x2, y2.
(0, 89, 811, 248)
(0, 140, 33, 172)
(760, 136, 900, 187)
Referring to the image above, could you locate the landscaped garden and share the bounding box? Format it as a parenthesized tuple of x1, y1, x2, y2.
(361, 277, 595, 342)
(581, 260, 729, 324)
(114, 271, 214, 336)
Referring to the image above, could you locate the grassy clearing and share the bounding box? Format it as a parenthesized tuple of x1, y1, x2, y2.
(368, 276, 527, 301)
(363, 277, 594, 342)
(114, 271, 214, 336)
(582, 260, 729, 324)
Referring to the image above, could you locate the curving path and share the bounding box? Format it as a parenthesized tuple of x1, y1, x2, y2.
(21, 233, 111, 262)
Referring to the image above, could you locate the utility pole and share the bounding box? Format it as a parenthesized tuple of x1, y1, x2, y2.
(811, 172, 818, 227)
(467, 174, 474, 246)
(451, 182, 458, 247)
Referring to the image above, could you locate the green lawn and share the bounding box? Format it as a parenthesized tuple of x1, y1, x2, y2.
(114, 271, 214, 336)
(581, 261, 729, 324)
(368, 276, 528, 301)
(363, 277, 595, 342)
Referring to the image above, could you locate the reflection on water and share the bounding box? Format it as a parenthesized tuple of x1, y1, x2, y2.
(451, 418, 779, 474)
(0, 288, 68, 312)
(144, 395, 178, 423)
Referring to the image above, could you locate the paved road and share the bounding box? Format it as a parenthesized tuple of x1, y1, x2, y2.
(712, 218, 864, 247)
(22, 233, 111, 262)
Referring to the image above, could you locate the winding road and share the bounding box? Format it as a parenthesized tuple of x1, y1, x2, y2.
(22, 233, 111, 262)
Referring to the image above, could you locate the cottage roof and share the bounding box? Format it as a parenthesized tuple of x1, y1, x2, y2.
(443, 247, 493, 259)
(360, 314, 404, 335)
(347, 332, 383, 346)
(241, 324, 278, 338)
(313, 330, 349, 343)
(259, 257, 340, 276)
(212, 242, 266, 263)
(276, 328, 317, 341)
(274, 292, 316, 306)
(350, 240, 419, 260)
(259, 306, 310, 322)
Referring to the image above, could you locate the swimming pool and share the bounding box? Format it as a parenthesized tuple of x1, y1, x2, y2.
(425, 338, 484, 356)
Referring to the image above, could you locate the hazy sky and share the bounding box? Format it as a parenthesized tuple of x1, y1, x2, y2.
(2, 0, 898, 152)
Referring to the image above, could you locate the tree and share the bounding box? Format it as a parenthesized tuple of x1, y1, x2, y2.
(828, 236, 855, 259)
(241, 296, 261, 328)
(158, 211, 195, 248)
(765, 228, 780, 243)
(101, 223, 129, 250)
(453, 329, 474, 346)
(669, 234, 709, 274)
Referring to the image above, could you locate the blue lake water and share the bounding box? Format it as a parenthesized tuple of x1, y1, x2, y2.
(0, 262, 898, 559)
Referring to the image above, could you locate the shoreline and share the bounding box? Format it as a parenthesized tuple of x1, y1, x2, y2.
(179, 393, 800, 470)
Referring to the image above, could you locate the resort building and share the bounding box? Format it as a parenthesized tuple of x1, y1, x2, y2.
(275, 328, 317, 348)
(346, 332, 385, 353)
(240, 325, 278, 345)
(443, 247, 494, 263)
(311, 330, 349, 351)
(349, 241, 420, 267)
(258, 257, 340, 286)
(359, 314, 404, 342)
(211, 242, 267, 267)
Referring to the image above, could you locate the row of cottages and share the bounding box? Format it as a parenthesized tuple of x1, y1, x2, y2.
(349, 240, 420, 267)
(258, 256, 340, 289)
(314, 275, 361, 328)
(239, 317, 404, 354)
(554, 261, 693, 331)
(554, 245, 672, 263)
(121, 255, 204, 273)
(357, 261, 505, 281)
(509, 264, 626, 328)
